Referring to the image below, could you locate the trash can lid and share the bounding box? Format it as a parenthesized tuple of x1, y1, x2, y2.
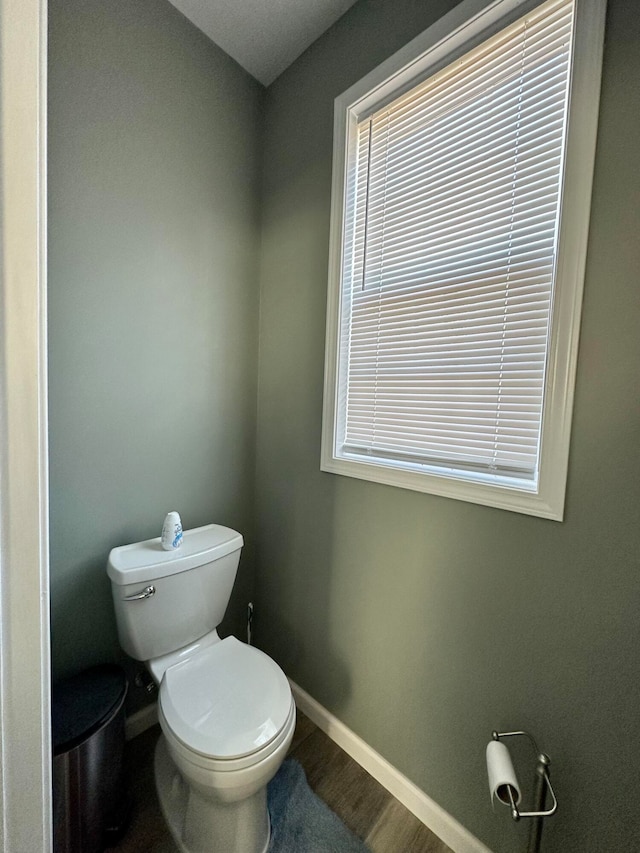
(52, 664, 128, 755)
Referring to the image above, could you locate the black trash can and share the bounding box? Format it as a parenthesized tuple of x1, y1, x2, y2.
(52, 664, 129, 853)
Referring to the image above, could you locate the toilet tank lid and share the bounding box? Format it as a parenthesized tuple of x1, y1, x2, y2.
(107, 523, 243, 585)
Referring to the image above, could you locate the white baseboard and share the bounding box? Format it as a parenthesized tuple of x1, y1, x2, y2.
(290, 681, 492, 853)
(125, 702, 158, 741)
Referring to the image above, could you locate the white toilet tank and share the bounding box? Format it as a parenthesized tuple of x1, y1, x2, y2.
(107, 523, 243, 661)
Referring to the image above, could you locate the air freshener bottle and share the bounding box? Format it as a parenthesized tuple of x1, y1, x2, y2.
(161, 511, 183, 551)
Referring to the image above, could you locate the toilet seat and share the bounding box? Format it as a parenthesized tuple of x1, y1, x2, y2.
(159, 636, 292, 766)
(159, 699, 296, 774)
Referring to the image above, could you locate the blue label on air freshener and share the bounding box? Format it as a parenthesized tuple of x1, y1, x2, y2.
(173, 527, 183, 548)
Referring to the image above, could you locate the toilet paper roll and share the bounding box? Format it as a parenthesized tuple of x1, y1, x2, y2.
(486, 740, 521, 806)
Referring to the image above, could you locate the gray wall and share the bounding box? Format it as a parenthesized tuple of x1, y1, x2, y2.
(48, 0, 263, 690)
(255, 1, 640, 852)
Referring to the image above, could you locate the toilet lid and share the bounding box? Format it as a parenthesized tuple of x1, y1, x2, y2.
(159, 636, 292, 759)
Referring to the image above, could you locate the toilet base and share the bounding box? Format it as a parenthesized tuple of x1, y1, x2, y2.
(155, 736, 270, 853)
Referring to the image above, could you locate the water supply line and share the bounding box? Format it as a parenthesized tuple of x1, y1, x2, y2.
(247, 601, 254, 646)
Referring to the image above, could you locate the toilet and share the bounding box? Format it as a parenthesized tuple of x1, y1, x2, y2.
(107, 523, 296, 853)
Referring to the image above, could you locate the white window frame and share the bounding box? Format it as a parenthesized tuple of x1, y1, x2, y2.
(321, 0, 606, 520)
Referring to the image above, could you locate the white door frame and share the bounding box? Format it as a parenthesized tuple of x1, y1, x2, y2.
(0, 0, 51, 849)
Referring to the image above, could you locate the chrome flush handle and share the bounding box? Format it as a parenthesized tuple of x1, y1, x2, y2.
(123, 585, 156, 601)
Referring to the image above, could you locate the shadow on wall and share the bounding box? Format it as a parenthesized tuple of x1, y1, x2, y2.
(254, 462, 354, 713)
(251, 148, 355, 711)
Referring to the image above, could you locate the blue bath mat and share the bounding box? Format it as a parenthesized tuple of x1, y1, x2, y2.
(267, 760, 370, 853)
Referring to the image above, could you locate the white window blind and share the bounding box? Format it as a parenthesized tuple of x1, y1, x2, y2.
(337, 0, 575, 486)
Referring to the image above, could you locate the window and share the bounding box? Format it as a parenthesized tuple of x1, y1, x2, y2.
(321, 0, 606, 519)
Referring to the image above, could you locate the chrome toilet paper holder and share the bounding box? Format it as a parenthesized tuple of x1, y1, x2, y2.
(490, 730, 557, 853)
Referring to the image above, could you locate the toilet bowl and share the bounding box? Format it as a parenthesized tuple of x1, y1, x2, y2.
(107, 524, 295, 853)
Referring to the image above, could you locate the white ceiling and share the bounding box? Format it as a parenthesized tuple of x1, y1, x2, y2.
(169, 0, 360, 86)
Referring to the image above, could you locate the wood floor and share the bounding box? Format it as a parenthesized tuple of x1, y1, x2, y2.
(107, 709, 452, 853)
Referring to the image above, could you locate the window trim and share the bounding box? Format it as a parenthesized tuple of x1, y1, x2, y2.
(321, 0, 607, 520)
